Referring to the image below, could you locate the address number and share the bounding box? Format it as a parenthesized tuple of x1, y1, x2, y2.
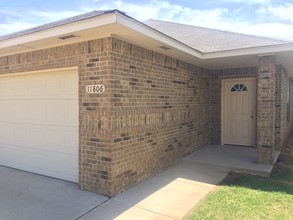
(86, 84, 105, 93)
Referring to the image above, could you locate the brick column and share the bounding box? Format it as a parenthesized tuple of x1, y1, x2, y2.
(79, 37, 115, 196)
(257, 55, 276, 164)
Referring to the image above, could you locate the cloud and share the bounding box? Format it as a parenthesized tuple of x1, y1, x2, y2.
(216, 0, 272, 5)
(81, 0, 229, 25)
(233, 22, 293, 41)
(81, 0, 293, 41)
(0, 8, 87, 36)
(259, 3, 293, 23)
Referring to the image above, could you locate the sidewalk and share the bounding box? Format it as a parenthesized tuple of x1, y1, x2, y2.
(4, 144, 272, 220)
(80, 161, 229, 220)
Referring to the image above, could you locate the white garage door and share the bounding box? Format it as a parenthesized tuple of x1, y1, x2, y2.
(0, 69, 78, 182)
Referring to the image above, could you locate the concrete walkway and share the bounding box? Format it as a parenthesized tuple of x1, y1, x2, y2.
(0, 161, 229, 220)
(0, 166, 108, 220)
(184, 145, 276, 176)
(1, 144, 276, 220)
(80, 162, 229, 220)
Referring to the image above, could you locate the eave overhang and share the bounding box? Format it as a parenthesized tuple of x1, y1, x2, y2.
(0, 10, 293, 75)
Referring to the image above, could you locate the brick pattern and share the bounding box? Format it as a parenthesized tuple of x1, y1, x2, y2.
(0, 38, 116, 195)
(276, 68, 293, 150)
(289, 79, 293, 130)
(0, 36, 210, 196)
(210, 61, 293, 165)
(1, 35, 292, 195)
(257, 56, 276, 164)
(275, 65, 289, 150)
(79, 38, 115, 195)
(210, 67, 258, 144)
(107, 38, 210, 194)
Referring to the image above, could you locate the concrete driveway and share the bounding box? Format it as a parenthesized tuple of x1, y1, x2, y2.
(0, 161, 229, 220)
(0, 166, 109, 220)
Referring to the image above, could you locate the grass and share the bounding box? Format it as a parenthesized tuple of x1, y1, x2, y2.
(185, 147, 293, 220)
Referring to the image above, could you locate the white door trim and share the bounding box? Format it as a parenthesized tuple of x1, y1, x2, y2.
(221, 78, 256, 146)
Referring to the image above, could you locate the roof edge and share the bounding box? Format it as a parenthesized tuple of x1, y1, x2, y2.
(0, 10, 125, 41)
(202, 42, 293, 59)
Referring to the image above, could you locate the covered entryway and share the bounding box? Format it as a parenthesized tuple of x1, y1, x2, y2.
(0, 68, 78, 182)
(184, 144, 273, 176)
(222, 78, 255, 146)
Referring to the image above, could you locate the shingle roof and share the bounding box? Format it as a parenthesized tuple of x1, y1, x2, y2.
(0, 10, 288, 54)
(0, 10, 121, 41)
(143, 19, 287, 53)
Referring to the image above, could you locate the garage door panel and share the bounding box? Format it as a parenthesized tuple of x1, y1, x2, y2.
(14, 78, 29, 96)
(64, 129, 79, 154)
(46, 101, 65, 123)
(0, 145, 78, 182)
(0, 124, 13, 144)
(65, 101, 79, 124)
(0, 102, 12, 121)
(0, 69, 78, 182)
(0, 100, 77, 126)
(0, 72, 77, 100)
(45, 128, 78, 154)
(45, 76, 63, 96)
(27, 127, 45, 147)
(46, 128, 66, 150)
(29, 78, 44, 96)
(14, 102, 29, 121)
(0, 123, 77, 154)
(0, 78, 13, 97)
(64, 74, 78, 95)
(13, 125, 30, 146)
(29, 102, 46, 122)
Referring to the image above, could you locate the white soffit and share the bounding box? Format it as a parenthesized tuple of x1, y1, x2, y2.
(202, 43, 293, 73)
(0, 12, 204, 68)
(0, 13, 117, 49)
(0, 10, 293, 71)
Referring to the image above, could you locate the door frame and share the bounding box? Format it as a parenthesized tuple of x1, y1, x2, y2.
(221, 78, 256, 146)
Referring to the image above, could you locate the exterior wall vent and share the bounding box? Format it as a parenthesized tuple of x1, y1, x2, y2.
(159, 45, 171, 50)
(58, 34, 78, 40)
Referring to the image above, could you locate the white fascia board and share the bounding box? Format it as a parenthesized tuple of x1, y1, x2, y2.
(0, 13, 118, 49)
(202, 43, 293, 59)
(116, 13, 203, 58)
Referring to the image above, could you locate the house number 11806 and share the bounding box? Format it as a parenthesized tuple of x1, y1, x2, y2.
(86, 84, 105, 93)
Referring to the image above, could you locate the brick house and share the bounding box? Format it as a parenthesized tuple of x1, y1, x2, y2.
(0, 10, 293, 196)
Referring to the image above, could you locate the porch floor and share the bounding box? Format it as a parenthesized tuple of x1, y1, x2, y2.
(184, 145, 279, 176)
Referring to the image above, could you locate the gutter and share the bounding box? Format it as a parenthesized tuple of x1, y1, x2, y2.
(202, 42, 293, 59)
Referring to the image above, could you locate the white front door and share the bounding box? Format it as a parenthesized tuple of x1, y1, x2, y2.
(222, 79, 255, 146)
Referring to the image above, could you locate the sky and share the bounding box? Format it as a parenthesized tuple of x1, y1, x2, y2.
(0, 0, 293, 41)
